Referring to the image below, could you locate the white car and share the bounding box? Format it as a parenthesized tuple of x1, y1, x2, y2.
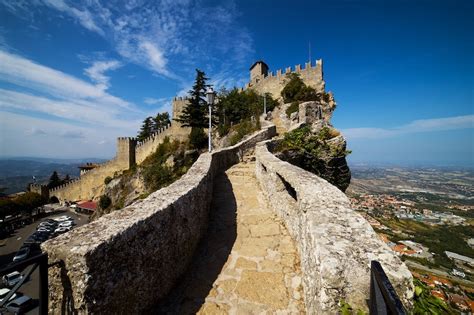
(54, 226, 71, 234)
(0, 288, 17, 303)
(53, 216, 72, 222)
(2, 271, 23, 287)
(58, 221, 74, 227)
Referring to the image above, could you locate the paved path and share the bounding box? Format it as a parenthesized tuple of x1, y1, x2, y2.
(155, 159, 304, 314)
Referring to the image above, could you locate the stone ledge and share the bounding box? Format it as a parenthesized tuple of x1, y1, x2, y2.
(255, 140, 414, 313)
(41, 124, 276, 314)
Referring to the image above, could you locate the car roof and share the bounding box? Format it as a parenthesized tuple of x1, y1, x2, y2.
(0, 288, 10, 294)
(9, 295, 31, 304)
(6, 271, 20, 277)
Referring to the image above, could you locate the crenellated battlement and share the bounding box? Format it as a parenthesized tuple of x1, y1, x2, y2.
(136, 123, 171, 148)
(247, 59, 325, 98)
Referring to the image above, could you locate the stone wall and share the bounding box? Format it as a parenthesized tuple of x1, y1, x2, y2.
(135, 123, 173, 164)
(170, 97, 192, 141)
(255, 141, 414, 313)
(41, 124, 276, 314)
(248, 59, 325, 98)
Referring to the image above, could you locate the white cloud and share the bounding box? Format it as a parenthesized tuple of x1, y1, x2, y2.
(0, 50, 132, 110)
(84, 60, 122, 90)
(143, 97, 169, 105)
(1, 0, 254, 81)
(342, 115, 474, 139)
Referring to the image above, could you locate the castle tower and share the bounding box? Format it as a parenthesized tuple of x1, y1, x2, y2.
(249, 60, 269, 84)
(116, 137, 137, 169)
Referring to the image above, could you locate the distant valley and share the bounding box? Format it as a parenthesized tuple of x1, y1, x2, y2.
(0, 157, 106, 194)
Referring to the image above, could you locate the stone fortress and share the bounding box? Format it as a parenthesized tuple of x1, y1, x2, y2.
(32, 59, 329, 204)
(39, 58, 414, 314)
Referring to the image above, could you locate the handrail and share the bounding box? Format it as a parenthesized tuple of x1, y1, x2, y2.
(370, 260, 406, 315)
(0, 253, 48, 314)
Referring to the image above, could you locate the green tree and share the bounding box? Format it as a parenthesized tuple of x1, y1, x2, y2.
(62, 174, 71, 184)
(175, 69, 210, 149)
(99, 195, 112, 210)
(14, 192, 47, 215)
(0, 198, 19, 219)
(175, 69, 209, 128)
(48, 171, 62, 189)
(153, 112, 171, 132)
(137, 116, 154, 142)
(281, 73, 318, 103)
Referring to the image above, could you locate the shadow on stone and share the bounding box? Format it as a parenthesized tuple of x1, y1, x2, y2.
(150, 172, 237, 314)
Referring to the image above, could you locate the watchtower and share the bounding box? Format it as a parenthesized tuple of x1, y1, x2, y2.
(116, 137, 137, 169)
(250, 60, 269, 84)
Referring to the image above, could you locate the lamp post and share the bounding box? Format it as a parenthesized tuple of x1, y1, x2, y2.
(206, 86, 215, 152)
(263, 93, 267, 116)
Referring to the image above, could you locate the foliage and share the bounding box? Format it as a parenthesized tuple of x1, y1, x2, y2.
(99, 195, 112, 210)
(229, 120, 260, 145)
(137, 112, 171, 142)
(285, 101, 299, 118)
(153, 112, 171, 131)
(0, 192, 47, 219)
(189, 127, 208, 150)
(339, 300, 367, 315)
(281, 73, 318, 103)
(412, 279, 456, 314)
(175, 69, 210, 129)
(137, 116, 154, 142)
(141, 137, 197, 192)
(104, 176, 112, 185)
(47, 171, 62, 189)
(216, 88, 276, 136)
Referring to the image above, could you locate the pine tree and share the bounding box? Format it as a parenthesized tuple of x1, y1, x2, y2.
(153, 112, 171, 133)
(137, 116, 154, 142)
(175, 69, 209, 128)
(48, 171, 62, 189)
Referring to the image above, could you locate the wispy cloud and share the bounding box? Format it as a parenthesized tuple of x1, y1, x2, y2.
(0, 0, 254, 84)
(342, 115, 474, 139)
(84, 60, 122, 90)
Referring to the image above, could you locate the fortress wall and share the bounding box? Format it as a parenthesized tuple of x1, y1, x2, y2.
(50, 158, 126, 202)
(249, 59, 325, 98)
(135, 124, 173, 165)
(255, 141, 413, 313)
(170, 97, 192, 141)
(41, 124, 276, 314)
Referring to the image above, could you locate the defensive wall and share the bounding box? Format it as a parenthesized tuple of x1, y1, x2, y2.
(41, 124, 277, 314)
(247, 59, 326, 98)
(49, 120, 191, 202)
(255, 140, 414, 313)
(49, 137, 136, 203)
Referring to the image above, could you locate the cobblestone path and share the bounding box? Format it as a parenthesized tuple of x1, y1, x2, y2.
(154, 159, 304, 314)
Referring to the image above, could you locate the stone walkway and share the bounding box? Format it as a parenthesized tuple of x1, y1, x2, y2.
(154, 159, 304, 314)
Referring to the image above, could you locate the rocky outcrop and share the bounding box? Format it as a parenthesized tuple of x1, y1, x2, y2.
(41, 124, 276, 314)
(255, 141, 414, 313)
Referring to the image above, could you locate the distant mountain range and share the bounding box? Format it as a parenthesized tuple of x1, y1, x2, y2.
(0, 157, 107, 194)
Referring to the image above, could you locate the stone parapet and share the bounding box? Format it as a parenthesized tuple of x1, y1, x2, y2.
(255, 141, 414, 313)
(41, 124, 276, 314)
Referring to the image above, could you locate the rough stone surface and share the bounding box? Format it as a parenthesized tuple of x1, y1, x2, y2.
(255, 141, 414, 313)
(153, 160, 304, 314)
(41, 125, 276, 314)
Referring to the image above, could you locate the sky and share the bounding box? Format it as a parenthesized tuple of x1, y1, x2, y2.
(0, 0, 472, 166)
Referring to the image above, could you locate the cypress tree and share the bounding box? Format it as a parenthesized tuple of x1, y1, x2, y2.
(137, 116, 154, 142)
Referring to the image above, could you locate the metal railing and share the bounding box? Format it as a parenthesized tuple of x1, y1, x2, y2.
(370, 260, 407, 315)
(0, 253, 48, 314)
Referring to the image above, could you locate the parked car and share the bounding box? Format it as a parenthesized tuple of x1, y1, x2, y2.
(53, 216, 72, 222)
(12, 247, 30, 262)
(0, 288, 18, 303)
(5, 295, 35, 314)
(58, 221, 74, 228)
(54, 226, 72, 234)
(2, 271, 23, 287)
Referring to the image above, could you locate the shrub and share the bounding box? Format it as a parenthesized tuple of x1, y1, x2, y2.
(286, 101, 299, 118)
(99, 195, 111, 210)
(229, 120, 259, 145)
(189, 127, 207, 150)
(104, 176, 112, 185)
(281, 73, 318, 103)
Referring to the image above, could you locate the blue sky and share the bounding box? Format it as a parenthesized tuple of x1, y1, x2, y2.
(0, 0, 472, 166)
